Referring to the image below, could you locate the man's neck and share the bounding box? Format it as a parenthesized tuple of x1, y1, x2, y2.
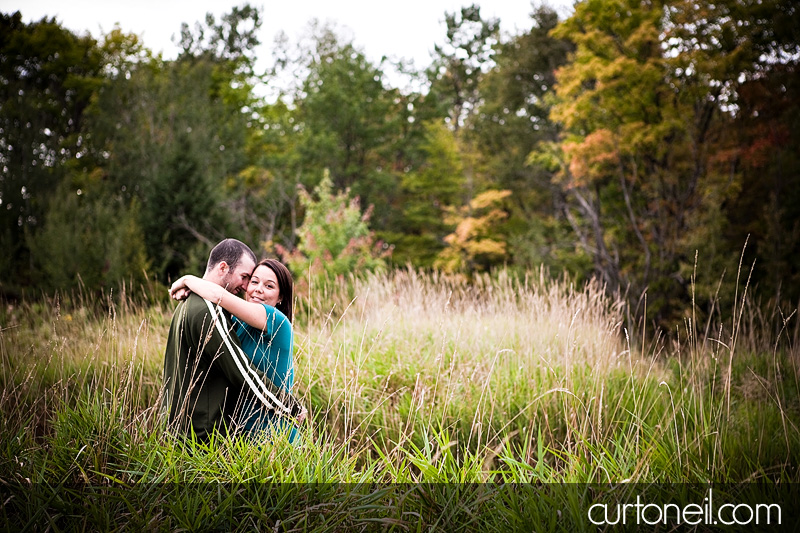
(203, 272, 224, 286)
(204, 271, 234, 294)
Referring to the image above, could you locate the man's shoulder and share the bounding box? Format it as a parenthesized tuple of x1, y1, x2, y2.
(184, 292, 209, 308)
(182, 293, 236, 324)
(171, 293, 213, 322)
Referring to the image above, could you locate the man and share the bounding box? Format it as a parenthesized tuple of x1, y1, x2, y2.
(162, 238, 305, 441)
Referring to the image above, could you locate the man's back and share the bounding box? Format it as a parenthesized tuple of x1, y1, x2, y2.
(162, 293, 242, 441)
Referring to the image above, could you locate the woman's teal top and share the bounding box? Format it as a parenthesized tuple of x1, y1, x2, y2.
(233, 304, 298, 442)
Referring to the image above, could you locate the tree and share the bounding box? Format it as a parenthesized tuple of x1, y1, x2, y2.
(176, 3, 263, 73)
(547, 0, 800, 324)
(705, 0, 800, 307)
(293, 27, 403, 224)
(471, 5, 577, 274)
(389, 121, 466, 267)
(30, 170, 148, 292)
(0, 12, 104, 293)
(435, 189, 512, 275)
(84, 8, 260, 281)
(278, 171, 389, 282)
(547, 0, 717, 322)
(427, 4, 500, 131)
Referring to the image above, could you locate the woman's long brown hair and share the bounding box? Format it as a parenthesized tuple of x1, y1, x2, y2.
(257, 258, 293, 323)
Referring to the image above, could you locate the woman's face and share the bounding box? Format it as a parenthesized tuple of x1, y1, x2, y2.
(245, 264, 281, 307)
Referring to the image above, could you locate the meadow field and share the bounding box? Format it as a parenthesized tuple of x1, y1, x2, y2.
(1, 269, 798, 530)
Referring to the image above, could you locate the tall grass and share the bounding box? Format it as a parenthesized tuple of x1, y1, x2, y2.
(1, 268, 798, 527)
(294, 268, 799, 482)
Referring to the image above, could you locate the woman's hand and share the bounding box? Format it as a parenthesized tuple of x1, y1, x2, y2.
(169, 276, 192, 301)
(296, 405, 309, 425)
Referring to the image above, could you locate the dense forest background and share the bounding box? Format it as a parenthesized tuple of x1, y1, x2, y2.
(2, 0, 799, 328)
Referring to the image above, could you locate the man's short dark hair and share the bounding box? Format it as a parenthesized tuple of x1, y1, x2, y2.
(205, 239, 256, 274)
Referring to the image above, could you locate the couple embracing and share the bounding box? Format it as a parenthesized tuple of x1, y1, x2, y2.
(161, 238, 307, 443)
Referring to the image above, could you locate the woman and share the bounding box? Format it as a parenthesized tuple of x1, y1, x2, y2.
(169, 258, 299, 442)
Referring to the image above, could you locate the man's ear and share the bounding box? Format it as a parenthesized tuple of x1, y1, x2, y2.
(217, 261, 229, 274)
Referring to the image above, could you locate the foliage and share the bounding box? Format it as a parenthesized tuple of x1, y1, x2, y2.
(391, 121, 465, 267)
(224, 98, 304, 251)
(283, 26, 404, 221)
(470, 6, 576, 275)
(176, 3, 263, 72)
(543, 0, 800, 325)
(1, 0, 799, 332)
(85, 14, 258, 281)
(710, 0, 800, 307)
(277, 172, 389, 282)
(427, 4, 500, 130)
(0, 12, 105, 293)
(30, 172, 149, 292)
(435, 189, 512, 275)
